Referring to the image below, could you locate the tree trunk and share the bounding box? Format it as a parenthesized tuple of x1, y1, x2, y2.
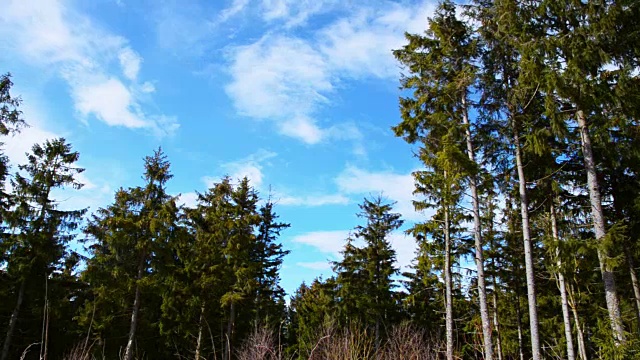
(492, 289, 503, 360)
(462, 96, 493, 360)
(567, 285, 588, 360)
(444, 192, 454, 360)
(551, 202, 576, 360)
(123, 254, 145, 360)
(512, 124, 541, 360)
(515, 293, 525, 360)
(624, 250, 640, 331)
(194, 302, 206, 360)
(40, 274, 50, 360)
(225, 302, 236, 360)
(576, 110, 626, 344)
(1, 280, 25, 360)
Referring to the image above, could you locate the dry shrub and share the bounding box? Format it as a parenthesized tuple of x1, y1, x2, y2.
(62, 342, 95, 360)
(236, 327, 287, 360)
(382, 323, 441, 360)
(309, 325, 376, 360)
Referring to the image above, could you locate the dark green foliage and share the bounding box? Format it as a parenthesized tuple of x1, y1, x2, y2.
(1, 0, 640, 357)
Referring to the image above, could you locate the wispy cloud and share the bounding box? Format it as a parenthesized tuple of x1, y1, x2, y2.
(335, 165, 427, 222)
(296, 261, 333, 271)
(0, 0, 178, 135)
(291, 230, 350, 256)
(201, 149, 277, 190)
(225, 35, 332, 144)
(291, 229, 417, 271)
(277, 194, 350, 207)
(224, 1, 434, 145)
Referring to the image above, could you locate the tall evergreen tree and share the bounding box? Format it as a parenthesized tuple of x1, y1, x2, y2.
(1, 139, 86, 360)
(81, 148, 178, 360)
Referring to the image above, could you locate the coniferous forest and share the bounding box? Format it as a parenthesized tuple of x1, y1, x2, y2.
(2, 0, 640, 359)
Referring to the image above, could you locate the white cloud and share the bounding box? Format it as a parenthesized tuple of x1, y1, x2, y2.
(177, 192, 199, 208)
(388, 232, 418, 272)
(225, 35, 332, 144)
(224, 1, 434, 145)
(277, 193, 350, 207)
(335, 165, 426, 222)
(204, 149, 277, 189)
(297, 261, 333, 271)
(291, 230, 350, 256)
(291, 230, 417, 272)
(318, 2, 435, 79)
(0, 0, 177, 135)
(260, 0, 340, 28)
(118, 47, 142, 81)
(73, 78, 147, 128)
(219, 0, 250, 22)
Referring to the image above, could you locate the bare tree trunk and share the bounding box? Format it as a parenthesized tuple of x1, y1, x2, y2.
(195, 302, 206, 360)
(225, 302, 236, 360)
(40, 274, 50, 360)
(567, 285, 588, 360)
(123, 254, 145, 360)
(551, 202, 576, 360)
(492, 289, 503, 360)
(515, 293, 525, 360)
(512, 124, 541, 360)
(462, 96, 493, 360)
(444, 192, 454, 360)
(624, 250, 640, 331)
(576, 110, 626, 344)
(1, 280, 25, 360)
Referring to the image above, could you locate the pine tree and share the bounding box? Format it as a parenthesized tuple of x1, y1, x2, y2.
(81, 148, 178, 360)
(1, 138, 86, 360)
(221, 177, 261, 360)
(252, 199, 290, 329)
(355, 196, 403, 350)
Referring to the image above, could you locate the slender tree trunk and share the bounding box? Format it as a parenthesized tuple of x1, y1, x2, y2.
(551, 202, 576, 360)
(1, 280, 25, 360)
(515, 292, 525, 360)
(624, 250, 640, 331)
(512, 123, 541, 360)
(225, 302, 236, 360)
(444, 200, 454, 360)
(195, 302, 206, 360)
(40, 274, 50, 360)
(462, 96, 493, 360)
(492, 289, 503, 360)
(567, 285, 588, 360)
(123, 254, 146, 360)
(576, 110, 626, 344)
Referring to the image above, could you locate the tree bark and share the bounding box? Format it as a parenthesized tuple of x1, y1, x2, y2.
(225, 302, 236, 360)
(512, 123, 541, 360)
(0, 280, 25, 360)
(624, 250, 640, 332)
(567, 285, 588, 360)
(551, 202, 576, 360)
(195, 302, 206, 360)
(492, 288, 503, 360)
(462, 96, 493, 360)
(123, 254, 146, 360)
(576, 110, 626, 344)
(515, 292, 525, 360)
(444, 188, 454, 360)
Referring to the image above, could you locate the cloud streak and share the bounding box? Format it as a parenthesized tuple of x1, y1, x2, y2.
(224, 1, 435, 145)
(0, 0, 177, 135)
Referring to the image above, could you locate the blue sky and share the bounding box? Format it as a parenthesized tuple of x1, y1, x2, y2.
(0, 0, 439, 295)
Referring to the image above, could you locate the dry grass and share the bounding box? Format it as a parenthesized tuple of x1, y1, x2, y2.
(62, 342, 96, 360)
(237, 323, 442, 360)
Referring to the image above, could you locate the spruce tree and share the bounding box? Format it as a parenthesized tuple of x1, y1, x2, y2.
(81, 148, 178, 360)
(1, 139, 86, 360)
